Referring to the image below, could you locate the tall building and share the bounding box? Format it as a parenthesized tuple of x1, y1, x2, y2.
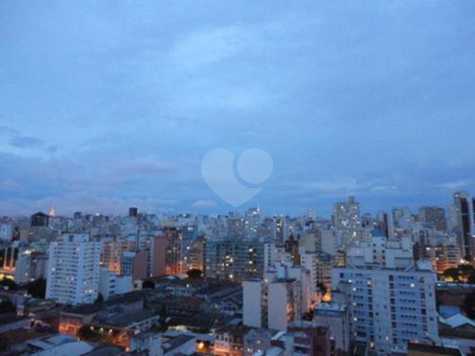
(300, 252, 332, 303)
(0, 243, 20, 275)
(129, 207, 138, 218)
(243, 278, 304, 331)
(205, 239, 264, 282)
(333, 196, 361, 231)
(150, 227, 183, 277)
(31, 212, 49, 227)
(419, 206, 447, 232)
(313, 303, 350, 354)
(14, 249, 48, 284)
(332, 260, 439, 355)
(46, 233, 101, 305)
(0, 224, 13, 241)
(98, 267, 133, 300)
(453, 192, 475, 263)
(183, 236, 205, 272)
(121, 250, 148, 281)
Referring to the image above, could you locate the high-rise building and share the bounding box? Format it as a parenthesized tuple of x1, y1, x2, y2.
(453, 192, 475, 263)
(129, 207, 139, 217)
(31, 212, 49, 227)
(183, 235, 205, 272)
(332, 260, 439, 355)
(419, 206, 447, 232)
(0, 243, 20, 275)
(205, 239, 264, 282)
(121, 250, 148, 281)
(333, 196, 361, 230)
(243, 278, 304, 331)
(150, 227, 183, 277)
(313, 302, 350, 354)
(46, 233, 101, 305)
(0, 224, 13, 241)
(98, 267, 133, 300)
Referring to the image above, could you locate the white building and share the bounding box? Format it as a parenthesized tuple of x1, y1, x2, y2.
(332, 260, 439, 355)
(46, 233, 101, 305)
(242, 280, 264, 329)
(333, 196, 361, 230)
(243, 272, 306, 331)
(345, 231, 414, 269)
(0, 224, 13, 241)
(313, 302, 350, 354)
(98, 267, 133, 300)
(300, 252, 332, 304)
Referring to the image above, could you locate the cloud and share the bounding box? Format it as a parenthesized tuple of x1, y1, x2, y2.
(434, 180, 472, 191)
(170, 25, 249, 69)
(113, 158, 175, 176)
(1, 1, 475, 214)
(0, 125, 58, 153)
(280, 177, 401, 199)
(0, 125, 19, 136)
(192, 199, 218, 209)
(9, 135, 45, 149)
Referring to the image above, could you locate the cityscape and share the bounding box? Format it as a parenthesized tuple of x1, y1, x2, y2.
(1, 1, 475, 356)
(0, 196, 475, 355)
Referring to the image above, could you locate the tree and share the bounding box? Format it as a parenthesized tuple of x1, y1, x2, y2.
(77, 325, 101, 342)
(26, 278, 46, 299)
(317, 282, 327, 294)
(0, 335, 8, 352)
(0, 279, 17, 291)
(463, 290, 475, 319)
(442, 268, 460, 282)
(468, 272, 475, 284)
(94, 293, 104, 304)
(0, 299, 16, 313)
(142, 280, 155, 289)
(186, 269, 203, 280)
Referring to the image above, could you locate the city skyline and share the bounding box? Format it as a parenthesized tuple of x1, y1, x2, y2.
(1, 1, 475, 216)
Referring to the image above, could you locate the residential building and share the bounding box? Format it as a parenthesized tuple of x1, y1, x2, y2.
(46, 233, 101, 305)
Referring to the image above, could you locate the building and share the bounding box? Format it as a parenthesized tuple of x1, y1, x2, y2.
(0, 224, 13, 241)
(453, 192, 475, 263)
(333, 196, 361, 231)
(98, 267, 133, 300)
(205, 239, 264, 282)
(313, 303, 350, 354)
(214, 325, 249, 356)
(0, 243, 20, 276)
(243, 328, 277, 356)
(332, 260, 439, 355)
(345, 231, 414, 269)
(301, 252, 332, 303)
(243, 277, 304, 331)
(121, 250, 148, 281)
(288, 322, 331, 356)
(419, 206, 447, 232)
(14, 250, 48, 284)
(46, 233, 101, 305)
(407, 342, 462, 356)
(30, 212, 49, 227)
(129, 207, 138, 218)
(151, 228, 183, 277)
(183, 236, 205, 272)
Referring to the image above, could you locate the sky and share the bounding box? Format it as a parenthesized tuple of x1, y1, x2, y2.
(1, 0, 475, 216)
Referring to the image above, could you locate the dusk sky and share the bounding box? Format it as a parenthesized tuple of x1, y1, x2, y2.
(1, 1, 475, 216)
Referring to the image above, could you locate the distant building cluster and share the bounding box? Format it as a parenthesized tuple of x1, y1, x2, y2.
(1, 194, 475, 355)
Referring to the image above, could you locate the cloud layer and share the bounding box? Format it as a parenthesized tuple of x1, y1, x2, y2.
(0, 1, 475, 215)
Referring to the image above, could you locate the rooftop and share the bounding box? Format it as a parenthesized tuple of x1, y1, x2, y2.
(408, 342, 462, 355)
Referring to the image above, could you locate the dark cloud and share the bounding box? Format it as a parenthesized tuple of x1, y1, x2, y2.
(8, 135, 45, 149)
